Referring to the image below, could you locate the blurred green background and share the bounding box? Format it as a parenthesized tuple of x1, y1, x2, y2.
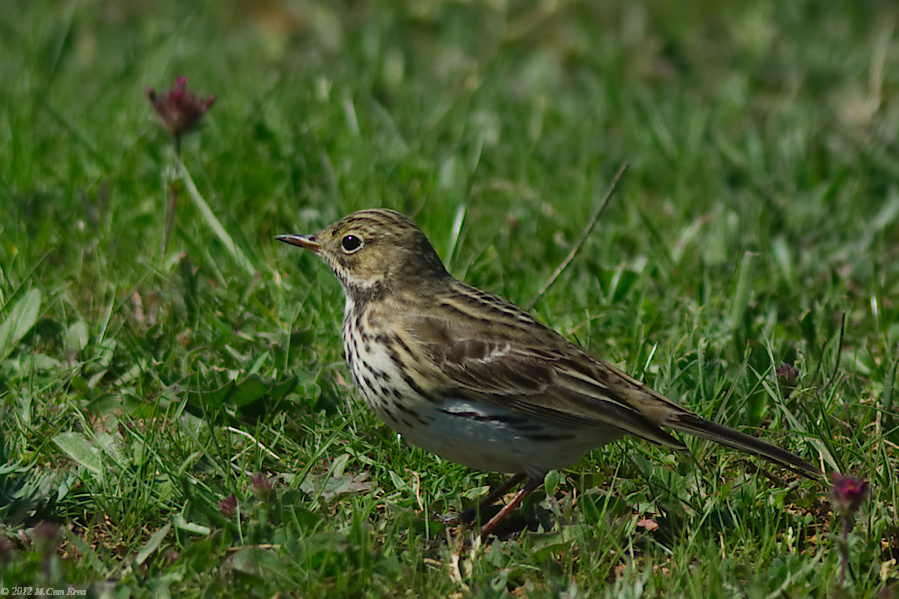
(1, 1, 897, 596)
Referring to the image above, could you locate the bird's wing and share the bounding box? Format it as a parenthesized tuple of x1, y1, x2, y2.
(403, 285, 821, 478)
(406, 309, 689, 451)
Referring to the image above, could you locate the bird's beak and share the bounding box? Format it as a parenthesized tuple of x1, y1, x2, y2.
(275, 234, 322, 252)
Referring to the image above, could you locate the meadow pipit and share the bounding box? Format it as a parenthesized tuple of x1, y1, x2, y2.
(277, 209, 821, 535)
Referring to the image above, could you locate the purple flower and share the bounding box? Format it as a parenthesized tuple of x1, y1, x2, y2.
(830, 472, 869, 516)
(219, 492, 238, 518)
(251, 472, 275, 502)
(830, 472, 870, 585)
(147, 76, 215, 139)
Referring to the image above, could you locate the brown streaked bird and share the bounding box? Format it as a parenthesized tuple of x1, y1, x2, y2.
(277, 209, 821, 535)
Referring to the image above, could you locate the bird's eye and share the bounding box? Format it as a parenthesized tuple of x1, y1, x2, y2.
(341, 234, 363, 253)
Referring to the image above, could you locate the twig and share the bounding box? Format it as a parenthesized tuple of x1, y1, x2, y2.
(526, 162, 628, 311)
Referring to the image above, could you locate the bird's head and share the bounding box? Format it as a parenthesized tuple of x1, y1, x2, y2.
(277, 209, 450, 299)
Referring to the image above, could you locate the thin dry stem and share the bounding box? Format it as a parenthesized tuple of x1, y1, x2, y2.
(526, 162, 628, 311)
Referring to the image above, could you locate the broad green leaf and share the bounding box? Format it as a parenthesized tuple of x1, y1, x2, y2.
(544, 470, 561, 497)
(229, 375, 270, 408)
(186, 380, 236, 412)
(187, 375, 300, 412)
(0, 288, 42, 359)
(135, 523, 171, 566)
(173, 514, 211, 535)
(269, 376, 298, 401)
(229, 546, 285, 577)
(52, 432, 103, 479)
(64, 320, 90, 353)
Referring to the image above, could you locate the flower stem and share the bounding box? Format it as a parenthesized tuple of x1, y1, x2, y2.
(162, 138, 183, 254)
(840, 514, 850, 585)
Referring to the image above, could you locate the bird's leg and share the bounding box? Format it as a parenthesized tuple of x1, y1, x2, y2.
(480, 475, 543, 537)
(458, 473, 526, 524)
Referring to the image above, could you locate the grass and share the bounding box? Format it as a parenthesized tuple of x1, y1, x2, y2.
(1, 0, 897, 596)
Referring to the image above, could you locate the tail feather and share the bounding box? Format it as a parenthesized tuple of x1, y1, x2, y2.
(667, 413, 822, 479)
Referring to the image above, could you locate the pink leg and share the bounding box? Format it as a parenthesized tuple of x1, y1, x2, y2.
(459, 473, 526, 523)
(480, 475, 543, 536)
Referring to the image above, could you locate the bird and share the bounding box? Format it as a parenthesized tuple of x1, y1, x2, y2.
(276, 208, 821, 535)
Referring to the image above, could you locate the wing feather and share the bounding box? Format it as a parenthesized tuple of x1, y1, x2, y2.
(407, 309, 687, 451)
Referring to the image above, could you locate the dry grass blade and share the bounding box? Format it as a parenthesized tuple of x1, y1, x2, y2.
(526, 163, 628, 311)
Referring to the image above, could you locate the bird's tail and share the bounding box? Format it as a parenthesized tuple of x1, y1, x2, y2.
(665, 412, 822, 479)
